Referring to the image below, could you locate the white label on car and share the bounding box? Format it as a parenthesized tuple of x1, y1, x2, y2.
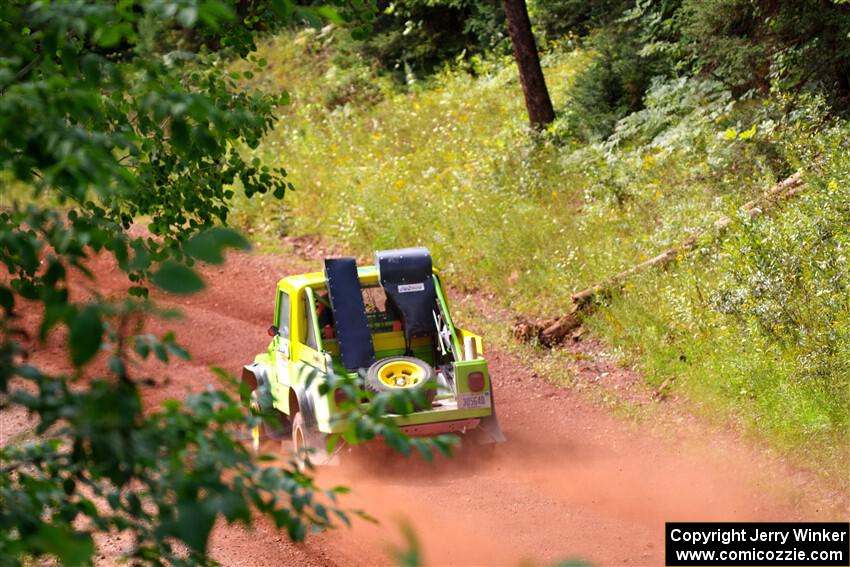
(398, 283, 425, 293)
(457, 391, 491, 410)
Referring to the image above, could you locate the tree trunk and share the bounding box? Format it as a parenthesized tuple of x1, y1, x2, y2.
(503, 0, 555, 129)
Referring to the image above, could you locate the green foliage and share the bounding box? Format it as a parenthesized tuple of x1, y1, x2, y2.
(316, 0, 850, 122)
(0, 1, 298, 563)
(346, 0, 506, 79)
(388, 520, 423, 567)
(0, 2, 453, 565)
(554, 0, 680, 142)
(712, 117, 849, 398)
(677, 0, 764, 95)
(528, 0, 630, 42)
(679, 0, 850, 101)
(1, 377, 343, 565)
(554, 0, 850, 142)
(582, 96, 849, 478)
(554, 29, 669, 141)
(315, 371, 459, 459)
(184, 227, 252, 264)
(152, 261, 207, 294)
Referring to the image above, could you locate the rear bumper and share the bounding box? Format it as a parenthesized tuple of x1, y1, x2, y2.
(318, 400, 493, 434)
(401, 418, 480, 437)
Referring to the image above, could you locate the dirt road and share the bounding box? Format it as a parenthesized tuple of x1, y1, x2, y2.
(15, 249, 848, 566)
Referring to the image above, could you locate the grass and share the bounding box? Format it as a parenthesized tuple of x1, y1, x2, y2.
(231, 29, 849, 482)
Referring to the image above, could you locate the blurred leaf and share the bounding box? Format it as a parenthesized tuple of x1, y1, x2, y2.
(152, 261, 205, 294)
(0, 286, 14, 312)
(315, 5, 345, 24)
(271, 0, 294, 20)
(185, 227, 251, 265)
(27, 525, 94, 567)
(70, 306, 103, 367)
(739, 124, 757, 139)
(387, 520, 422, 567)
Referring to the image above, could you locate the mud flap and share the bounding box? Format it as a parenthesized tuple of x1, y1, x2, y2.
(473, 385, 506, 444)
(464, 408, 506, 445)
(475, 411, 506, 444)
(243, 363, 291, 440)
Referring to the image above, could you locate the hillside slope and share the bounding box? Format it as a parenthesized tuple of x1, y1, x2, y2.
(232, 30, 849, 481)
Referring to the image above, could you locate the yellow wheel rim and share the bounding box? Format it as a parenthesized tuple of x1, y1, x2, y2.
(378, 360, 425, 388)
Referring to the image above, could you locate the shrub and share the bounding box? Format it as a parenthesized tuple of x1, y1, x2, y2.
(679, 0, 850, 103)
(712, 117, 850, 396)
(354, 0, 506, 79)
(554, 24, 676, 142)
(528, 0, 631, 42)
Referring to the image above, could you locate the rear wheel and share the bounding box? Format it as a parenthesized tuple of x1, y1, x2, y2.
(290, 412, 328, 470)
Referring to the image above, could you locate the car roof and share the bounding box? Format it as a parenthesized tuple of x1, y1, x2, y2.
(276, 265, 378, 292)
(276, 264, 441, 293)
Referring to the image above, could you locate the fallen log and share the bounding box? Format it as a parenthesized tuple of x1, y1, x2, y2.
(519, 171, 805, 346)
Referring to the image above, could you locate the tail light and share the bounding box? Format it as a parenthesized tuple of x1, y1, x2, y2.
(334, 388, 349, 406)
(467, 371, 485, 392)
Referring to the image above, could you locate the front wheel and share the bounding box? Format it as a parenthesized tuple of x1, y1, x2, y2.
(249, 390, 264, 454)
(249, 389, 291, 454)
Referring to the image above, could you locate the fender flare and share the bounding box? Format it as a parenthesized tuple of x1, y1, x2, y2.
(289, 382, 320, 431)
(241, 362, 271, 408)
(243, 362, 293, 439)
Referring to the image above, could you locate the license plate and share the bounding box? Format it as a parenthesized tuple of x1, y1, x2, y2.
(458, 391, 491, 410)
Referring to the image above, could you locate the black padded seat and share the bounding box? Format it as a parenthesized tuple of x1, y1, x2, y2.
(375, 248, 438, 348)
(324, 257, 376, 371)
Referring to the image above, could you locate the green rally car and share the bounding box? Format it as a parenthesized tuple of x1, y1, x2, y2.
(241, 248, 504, 464)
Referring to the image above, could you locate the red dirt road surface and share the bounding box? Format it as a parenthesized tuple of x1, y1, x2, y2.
(12, 249, 848, 567)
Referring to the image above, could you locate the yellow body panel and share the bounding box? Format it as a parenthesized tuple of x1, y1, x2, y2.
(262, 264, 491, 434)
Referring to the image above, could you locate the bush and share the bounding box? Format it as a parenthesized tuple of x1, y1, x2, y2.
(712, 117, 849, 395)
(354, 0, 506, 79)
(679, 0, 850, 103)
(528, 0, 631, 43)
(553, 4, 678, 143)
(555, 0, 850, 144)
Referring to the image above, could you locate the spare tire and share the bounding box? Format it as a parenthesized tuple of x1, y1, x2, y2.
(365, 356, 436, 410)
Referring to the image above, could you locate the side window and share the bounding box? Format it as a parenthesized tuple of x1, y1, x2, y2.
(304, 292, 319, 351)
(276, 292, 290, 339)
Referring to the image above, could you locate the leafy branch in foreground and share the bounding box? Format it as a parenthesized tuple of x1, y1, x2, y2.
(316, 371, 459, 460)
(0, 1, 433, 565)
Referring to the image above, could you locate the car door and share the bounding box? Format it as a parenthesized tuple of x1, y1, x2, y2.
(296, 287, 327, 371)
(271, 289, 292, 408)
